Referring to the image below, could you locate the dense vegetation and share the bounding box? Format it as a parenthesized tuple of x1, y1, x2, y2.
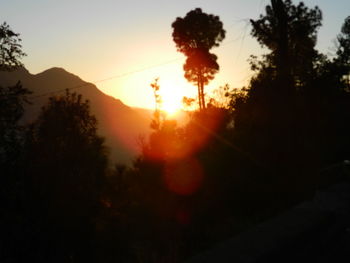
(1, 1, 349, 262)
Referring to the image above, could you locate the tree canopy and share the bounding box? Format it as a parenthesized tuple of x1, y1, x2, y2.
(0, 22, 28, 167)
(172, 8, 225, 56)
(336, 16, 350, 88)
(172, 8, 225, 110)
(0, 22, 26, 71)
(24, 90, 108, 262)
(250, 0, 322, 85)
(0, 21, 29, 191)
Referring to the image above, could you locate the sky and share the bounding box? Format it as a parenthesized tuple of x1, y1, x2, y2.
(1, 0, 350, 110)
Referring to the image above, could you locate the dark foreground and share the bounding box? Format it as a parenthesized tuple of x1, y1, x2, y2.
(186, 180, 350, 263)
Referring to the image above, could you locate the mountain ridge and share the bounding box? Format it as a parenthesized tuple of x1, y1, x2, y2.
(0, 67, 152, 165)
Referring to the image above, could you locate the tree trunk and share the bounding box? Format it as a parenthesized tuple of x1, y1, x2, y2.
(200, 81, 205, 109)
(197, 70, 206, 111)
(197, 71, 204, 110)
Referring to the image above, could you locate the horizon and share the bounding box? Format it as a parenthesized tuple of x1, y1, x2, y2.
(2, 0, 350, 110)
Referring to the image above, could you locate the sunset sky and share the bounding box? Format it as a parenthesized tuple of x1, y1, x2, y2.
(2, 0, 349, 110)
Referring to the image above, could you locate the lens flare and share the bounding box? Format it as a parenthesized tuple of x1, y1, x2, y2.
(176, 208, 191, 225)
(164, 158, 203, 196)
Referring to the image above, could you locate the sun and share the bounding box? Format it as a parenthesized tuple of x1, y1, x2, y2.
(161, 91, 183, 116)
(158, 79, 184, 116)
(162, 98, 181, 116)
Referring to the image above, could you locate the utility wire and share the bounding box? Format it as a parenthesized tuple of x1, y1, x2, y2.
(28, 57, 182, 100)
(28, 30, 252, 101)
(233, 21, 250, 67)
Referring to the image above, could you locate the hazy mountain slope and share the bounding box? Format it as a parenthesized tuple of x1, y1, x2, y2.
(0, 67, 152, 165)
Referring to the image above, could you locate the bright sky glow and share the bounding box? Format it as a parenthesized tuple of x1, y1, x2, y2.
(1, 0, 349, 110)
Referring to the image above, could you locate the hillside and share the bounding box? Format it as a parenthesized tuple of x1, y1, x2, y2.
(0, 67, 152, 165)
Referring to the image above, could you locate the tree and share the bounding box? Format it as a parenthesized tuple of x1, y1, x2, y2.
(316, 16, 350, 164)
(24, 90, 108, 262)
(0, 22, 31, 263)
(150, 78, 163, 131)
(172, 8, 225, 110)
(245, 0, 322, 148)
(0, 22, 26, 71)
(337, 16, 350, 64)
(0, 80, 30, 263)
(335, 16, 350, 90)
(228, 0, 326, 205)
(250, 0, 322, 87)
(0, 83, 30, 169)
(0, 22, 28, 168)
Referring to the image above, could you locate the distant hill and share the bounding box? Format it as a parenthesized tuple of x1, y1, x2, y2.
(0, 67, 152, 165)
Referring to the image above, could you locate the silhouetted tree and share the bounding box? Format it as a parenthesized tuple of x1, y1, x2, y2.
(24, 90, 108, 263)
(335, 16, 350, 90)
(0, 22, 30, 263)
(0, 83, 29, 170)
(249, 1, 322, 155)
(172, 8, 225, 110)
(150, 78, 163, 131)
(246, 0, 321, 153)
(315, 16, 350, 165)
(250, 0, 322, 87)
(0, 22, 28, 167)
(228, 0, 326, 208)
(0, 22, 26, 71)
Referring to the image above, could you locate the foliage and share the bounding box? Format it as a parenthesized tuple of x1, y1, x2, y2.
(183, 51, 219, 85)
(0, 22, 26, 71)
(335, 16, 350, 90)
(206, 84, 246, 110)
(231, 1, 350, 204)
(27, 90, 108, 210)
(337, 16, 350, 65)
(0, 22, 29, 167)
(23, 90, 108, 262)
(0, 82, 30, 167)
(172, 8, 225, 110)
(150, 78, 164, 131)
(172, 8, 225, 55)
(182, 96, 196, 108)
(250, 0, 322, 85)
(131, 4, 344, 257)
(0, 23, 30, 263)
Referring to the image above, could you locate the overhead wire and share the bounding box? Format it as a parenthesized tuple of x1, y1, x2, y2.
(28, 57, 183, 100)
(28, 18, 255, 101)
(232, 20, 250, 67)
(23, 13, 266, 168)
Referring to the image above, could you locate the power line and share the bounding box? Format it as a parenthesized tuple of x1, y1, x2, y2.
(232, 21, 250, 67)
(29, 57, 182, 100)
(28, 30, 252, 100)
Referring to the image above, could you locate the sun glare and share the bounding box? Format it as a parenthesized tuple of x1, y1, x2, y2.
(162, 97, 181, 116)
(159, 79, 184, 116)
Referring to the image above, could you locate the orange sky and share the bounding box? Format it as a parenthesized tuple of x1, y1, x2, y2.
(86, 18, 259, 110)
(2, 0, 349, 110)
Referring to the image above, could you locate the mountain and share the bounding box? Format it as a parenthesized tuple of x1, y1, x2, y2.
(0, 67, 152, 165)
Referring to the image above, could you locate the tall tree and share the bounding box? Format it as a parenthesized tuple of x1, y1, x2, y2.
(250, 0, 322, 90)
(231, 0, 324, 198)
(318, 16, 350, 163)
(247, 0, 322, 138)
(335, 16, 350, 90)
(172, 8, 225, 110)
(24, 90, 108, 262)
(0, 22, 30, 263)
(0, 22, 26, 71)
(0, 22, 28, 168)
